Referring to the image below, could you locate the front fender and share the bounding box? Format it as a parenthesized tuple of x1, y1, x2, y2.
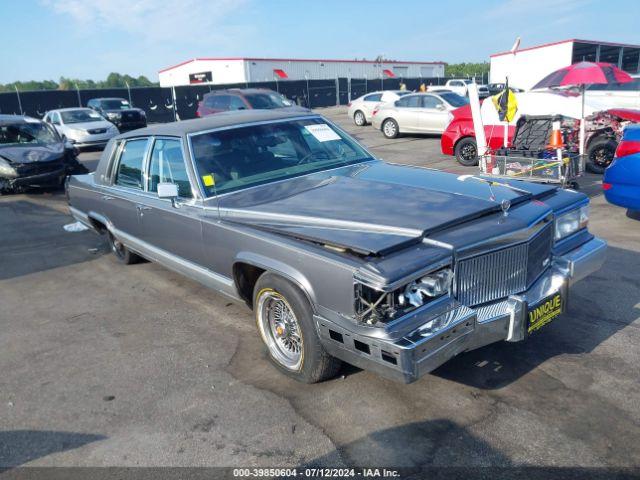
(233, 251, 318, 311)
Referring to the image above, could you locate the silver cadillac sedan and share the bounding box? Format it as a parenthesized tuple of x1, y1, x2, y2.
(44, 108, 119, 149)
(66, 109, 605, 384)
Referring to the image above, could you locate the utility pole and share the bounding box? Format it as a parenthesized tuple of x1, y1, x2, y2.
(14, 85, 23, 116)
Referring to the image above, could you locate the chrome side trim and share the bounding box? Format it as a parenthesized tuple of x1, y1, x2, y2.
(110, 227, 237, 296)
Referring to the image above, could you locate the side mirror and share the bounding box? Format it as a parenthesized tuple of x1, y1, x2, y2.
(157, 182, 178, 199)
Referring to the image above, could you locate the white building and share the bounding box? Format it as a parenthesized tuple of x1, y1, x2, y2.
(158, 57, 446, 87)
(490, 39, 640, 90)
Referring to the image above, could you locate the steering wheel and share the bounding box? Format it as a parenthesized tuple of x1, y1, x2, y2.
(296, 150, 332, 165)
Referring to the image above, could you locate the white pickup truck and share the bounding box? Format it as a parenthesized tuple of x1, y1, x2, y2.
(429, 79, 489, 98)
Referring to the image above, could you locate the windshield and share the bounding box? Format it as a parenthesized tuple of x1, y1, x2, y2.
(190, 118, 374, 196)
(61, 109, 103, 124)
(244, 93, 288, 109)
(0, 121, 58, 146)
(101, 99, 131, 110)
(439, 92, 469, 107)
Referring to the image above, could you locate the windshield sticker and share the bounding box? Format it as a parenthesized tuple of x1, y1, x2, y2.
(304, 124, 341, 142)
(121, 100, 129, 105)
(89, 112, 101, 118)
(202, 174, 215, 187)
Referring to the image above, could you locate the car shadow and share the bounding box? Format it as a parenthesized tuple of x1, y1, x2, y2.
(433, 244, 639, 390)
(0, 430, 106, 469)
(300, 419, 512, 468)
(0, 196, 108, 281)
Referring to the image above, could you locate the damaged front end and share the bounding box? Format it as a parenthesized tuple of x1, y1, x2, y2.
(0, 148, 86, 194)
(354, 266, 454, 325)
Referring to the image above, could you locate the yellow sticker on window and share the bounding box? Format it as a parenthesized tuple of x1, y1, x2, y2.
(202, 174, 215, 187)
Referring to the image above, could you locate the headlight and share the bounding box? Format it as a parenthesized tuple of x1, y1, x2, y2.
(555, 205, 589, 241)
(139, 110, 146, 117)
(106, 112, 119, 120)
(68, 128, 86, 135)
(355, 267, 453, 325)
(0, 157, 18, 179)
(399, 269, 453, 307)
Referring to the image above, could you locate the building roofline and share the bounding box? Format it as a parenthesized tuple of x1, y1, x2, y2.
(490, 38, 640, 58)
(159, 57, 447, 73)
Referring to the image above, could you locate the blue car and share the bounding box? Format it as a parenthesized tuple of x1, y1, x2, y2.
(603, 125, 640, 211)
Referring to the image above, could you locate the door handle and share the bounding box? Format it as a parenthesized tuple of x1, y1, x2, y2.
(102, 195, 115, 200)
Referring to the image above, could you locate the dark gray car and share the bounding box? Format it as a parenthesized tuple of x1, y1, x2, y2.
(66, 109, 606, 383)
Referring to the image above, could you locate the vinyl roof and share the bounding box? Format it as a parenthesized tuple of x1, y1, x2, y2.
(118, 109, 317, 138)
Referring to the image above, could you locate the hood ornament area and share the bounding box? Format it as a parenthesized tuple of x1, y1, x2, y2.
(457, 175, 525, 217)
(501, 198, 511, 216)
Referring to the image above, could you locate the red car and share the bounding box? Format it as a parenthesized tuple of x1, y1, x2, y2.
(196, 88, 303, 117)
(440, 104, 515, 166)
(442, 104, 640, 172)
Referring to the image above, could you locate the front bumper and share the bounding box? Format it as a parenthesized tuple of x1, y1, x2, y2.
(317, 237, 607, 383)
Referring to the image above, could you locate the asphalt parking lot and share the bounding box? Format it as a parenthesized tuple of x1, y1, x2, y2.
(1, 106, 639, 470)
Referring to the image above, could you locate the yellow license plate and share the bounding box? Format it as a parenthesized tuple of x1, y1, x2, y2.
(527, 294, 562, 334)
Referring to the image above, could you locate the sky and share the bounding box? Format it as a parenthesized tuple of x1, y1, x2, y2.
(1, 0, 639, 84)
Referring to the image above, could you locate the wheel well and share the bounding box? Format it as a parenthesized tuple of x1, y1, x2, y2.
(87, 215, 108, 234)
(233, 262, 266, 309)
(454, 136, 475, 151)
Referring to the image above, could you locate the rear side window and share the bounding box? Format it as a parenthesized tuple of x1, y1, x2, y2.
(422, 96, 443, 109)
(114, 139, 149, 190)
(228, 96, 248, 111)
(397, 96, 421, 107)
(205, 95, 230, 110)
(148, 139, 193, 198)
(364, 93, 382, 102)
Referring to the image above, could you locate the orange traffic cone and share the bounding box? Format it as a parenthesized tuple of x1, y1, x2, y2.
(548, 121, 564, 149)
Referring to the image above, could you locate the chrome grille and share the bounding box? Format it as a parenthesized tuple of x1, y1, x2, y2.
(455, 223, 552, 306)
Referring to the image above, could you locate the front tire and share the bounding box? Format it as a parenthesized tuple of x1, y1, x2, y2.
(254, 273, 341, 383)
(382, 118, 399, 139)
(108, 232, 141, 265)
(454, 137, 478, 166)
(353, 110, 366, 126)
(586, 137, 617, 174)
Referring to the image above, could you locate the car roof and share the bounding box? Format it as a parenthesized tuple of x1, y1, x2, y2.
(118, 109, 318, 138)
(48, 107, 93, 113)
(205, 88, 276, 96)
(0, 115, 42, 126)
(90, 97, 128, 101)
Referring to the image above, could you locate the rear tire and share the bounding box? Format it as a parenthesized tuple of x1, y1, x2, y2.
(586, 137, 617, 174)
(253, 273, 341, 383)
(382, 118, 399, 139)
(353, 110, 366, 126)
(455, 137, 479, 166)
(108, 232, 141, 265)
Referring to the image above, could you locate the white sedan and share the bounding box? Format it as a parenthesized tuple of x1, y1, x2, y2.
(372, 92, 469, 138)
(347, 90, 413, 126)
(43, 108, 119, 149)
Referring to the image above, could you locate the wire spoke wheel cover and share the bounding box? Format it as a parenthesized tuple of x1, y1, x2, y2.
(256, 289, 304, 371)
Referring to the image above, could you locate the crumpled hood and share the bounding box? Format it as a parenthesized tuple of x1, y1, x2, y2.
(0, 143, 64, 164)
(213, 162, 557, 256)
